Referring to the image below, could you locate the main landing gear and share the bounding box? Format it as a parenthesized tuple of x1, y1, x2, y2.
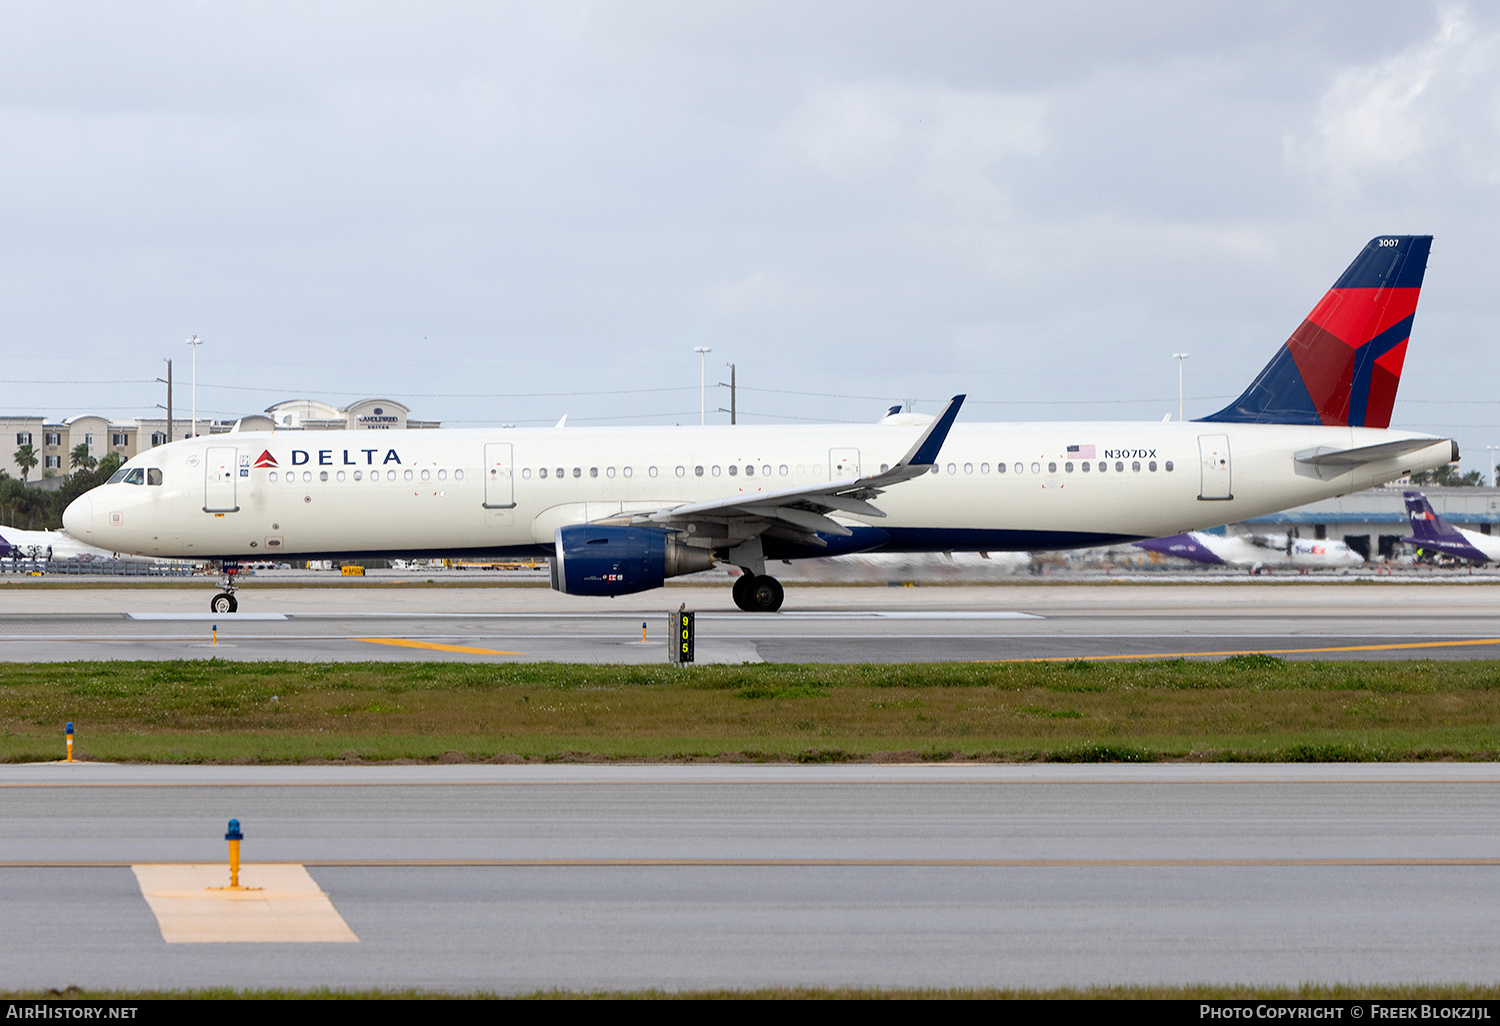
(210, 561, 241, 614)
(732, 572, 785, 613)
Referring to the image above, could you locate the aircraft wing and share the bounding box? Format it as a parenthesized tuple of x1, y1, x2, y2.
(617, 395, 965, 569)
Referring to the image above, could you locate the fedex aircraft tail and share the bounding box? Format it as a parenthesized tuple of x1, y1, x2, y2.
(1202, 235, 1431, 428)
(1403, 490, 1465, 544)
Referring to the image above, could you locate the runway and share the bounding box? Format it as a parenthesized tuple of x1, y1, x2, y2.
(3, 581, 1500, 662)
(2, 762, 1498, 992)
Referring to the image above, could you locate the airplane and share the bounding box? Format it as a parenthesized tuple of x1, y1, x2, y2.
(0, 525, 160, 565)
(1133, 530, 1363, 570)
(1400, 491, 1500, 563)
(61, 235, 1457, 613)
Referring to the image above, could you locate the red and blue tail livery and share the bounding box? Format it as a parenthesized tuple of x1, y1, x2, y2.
(1203, 235, 1431, 428)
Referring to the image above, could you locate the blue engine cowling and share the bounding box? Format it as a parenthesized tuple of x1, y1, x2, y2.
(551, 525, 715, 597)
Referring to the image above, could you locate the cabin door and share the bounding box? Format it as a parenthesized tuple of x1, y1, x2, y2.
(203, 447, 238, 513)
(484, 443, 516, 509)
(1197, 434, 1232, 500)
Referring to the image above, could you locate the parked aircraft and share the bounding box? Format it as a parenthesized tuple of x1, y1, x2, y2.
(0, 525, 158, 565)
(62, 235, 1455, 612)
(1133, 531, 1363, 569)
(1401, 491, 1500, 563)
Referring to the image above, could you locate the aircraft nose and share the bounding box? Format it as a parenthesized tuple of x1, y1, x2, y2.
(62, 492, 94, 543)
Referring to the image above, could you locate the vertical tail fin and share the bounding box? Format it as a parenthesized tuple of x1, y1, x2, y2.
(1403, 490, 1464, 543)
(1201, 235, 1431, 427)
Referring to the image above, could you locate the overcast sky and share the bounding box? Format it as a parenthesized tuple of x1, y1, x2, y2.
(3, 2, 1499, 470)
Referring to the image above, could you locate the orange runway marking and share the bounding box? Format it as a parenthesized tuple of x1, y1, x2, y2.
(355, 638, 522, 656)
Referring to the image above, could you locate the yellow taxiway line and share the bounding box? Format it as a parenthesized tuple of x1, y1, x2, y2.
(988, 636, 1500, 663)
(9, 857, 1500, 868)
(355, 637, 522, 655)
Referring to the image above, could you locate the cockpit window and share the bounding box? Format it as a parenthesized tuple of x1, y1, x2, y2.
(123, 468, 145, 485)
(107, 469, 129, 485)
(146, 469, 163, 486)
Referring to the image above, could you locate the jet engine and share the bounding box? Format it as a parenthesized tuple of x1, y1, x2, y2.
(550, 525, 715, 597)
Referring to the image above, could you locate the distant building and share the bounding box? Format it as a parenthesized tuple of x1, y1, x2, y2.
(2, 398, 440, 482)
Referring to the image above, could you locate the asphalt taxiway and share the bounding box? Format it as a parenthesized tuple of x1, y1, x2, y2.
(2, 762, 1498, 992)
(3, 580, 1500, 662)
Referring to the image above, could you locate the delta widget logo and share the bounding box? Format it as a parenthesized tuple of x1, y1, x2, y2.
(254, 450, 278, 469)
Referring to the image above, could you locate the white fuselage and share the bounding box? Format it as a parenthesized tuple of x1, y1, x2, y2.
(62, 421, 1453, 563)
(0, 525, 161, 564)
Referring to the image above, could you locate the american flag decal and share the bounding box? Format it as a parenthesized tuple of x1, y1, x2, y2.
(1067, 444, 1096, 459)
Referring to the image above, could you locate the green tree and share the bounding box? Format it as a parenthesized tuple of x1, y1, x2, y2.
(1410, 465, 1484, 487)
(12, 444, 37, 482)
(69, 442, 96, 472)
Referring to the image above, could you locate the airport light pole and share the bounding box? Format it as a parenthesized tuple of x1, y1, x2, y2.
(694, 346, 712, 425)
(1172, 353, 1189, 422)
(1488, 445, 1498, 487)
(187, 336, 203, 439)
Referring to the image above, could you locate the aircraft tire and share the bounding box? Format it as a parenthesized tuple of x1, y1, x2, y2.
(211, 593, 237, 614)
(731, 573, 758, 611)
(747, 575, 784, 613)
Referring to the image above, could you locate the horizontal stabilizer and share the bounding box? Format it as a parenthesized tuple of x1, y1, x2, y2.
(1294, 438, 1453, 480)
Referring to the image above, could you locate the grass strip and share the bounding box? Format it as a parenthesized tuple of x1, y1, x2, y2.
(4, 657, 1500, 764)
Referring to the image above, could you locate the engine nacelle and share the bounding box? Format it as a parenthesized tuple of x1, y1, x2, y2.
(550, 525, 715, 597)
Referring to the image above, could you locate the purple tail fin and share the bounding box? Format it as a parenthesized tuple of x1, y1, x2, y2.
(1403, 491, 1464, 543)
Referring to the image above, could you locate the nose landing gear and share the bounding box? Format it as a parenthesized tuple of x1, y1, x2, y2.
(731, 572, 784, 612)
(209, 561, 241, 613)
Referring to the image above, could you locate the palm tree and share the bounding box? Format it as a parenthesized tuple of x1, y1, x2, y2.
(70, 442, 95, 473)
(13, 444, 37, 482)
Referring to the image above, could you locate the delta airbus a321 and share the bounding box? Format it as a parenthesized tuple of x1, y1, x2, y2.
(63, 235, 1455, 613)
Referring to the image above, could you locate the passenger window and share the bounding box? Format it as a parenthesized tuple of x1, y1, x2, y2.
(353, 471, 362, 481)
(997, 463, 1006, 474)
(1098, 462, 1106, 473)
(303, 471, 313, 483)
(1132, 461, 1140, 472)
(1115, 462, 1124, 473)
(269, 471, 279, 483)
(1014, 463, 1023, 475)
(438, 469, 447, 480)
(421, 469, 430, 481)
(744, 465, 754, 477)
(780, 465, 788, 476)
(624, 467, 634, 478)
(336, 471, 345, 482)
(980, 463, 989, 474)
(606, 467, 615, 478)
(1065, 462, 1073, 473)
(711, 466, 721, 477)
(556, 467, 564, 478)
(1148, 461, 1157, 472)
(1047, 462, 1056, 473)
(589, 467, 598, 478)
(1081, 462, 1090, 473)
(454, 469, 463, 481)
(1031, 463, 1041, 474)
(964, 463, 973, 474)
(147, 469, 162, 486)
(387, 470, 396, 481)
(404, 470, 414, 481)
(695, 466, 704, 477)
(538, 468, 547, 479)
(946, 463, 956, 475)
(321, 471, 330, 482)
(1165, 461, 1174, 472)
(728, 465, 737, 476)
(572, 467, 581, 478)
